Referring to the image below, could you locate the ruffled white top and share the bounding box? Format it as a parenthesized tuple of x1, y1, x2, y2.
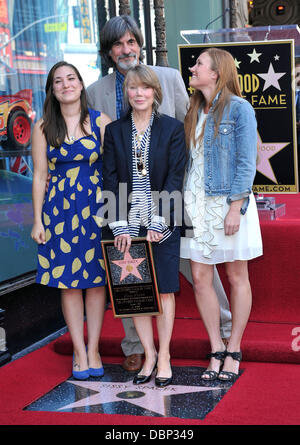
(180, 111, 263, 265)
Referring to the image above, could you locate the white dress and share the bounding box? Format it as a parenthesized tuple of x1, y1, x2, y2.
(180, 111, 263, 265)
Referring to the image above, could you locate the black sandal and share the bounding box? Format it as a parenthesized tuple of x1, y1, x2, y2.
(201, 350, 227, 381)
(218, 351, 242, 382)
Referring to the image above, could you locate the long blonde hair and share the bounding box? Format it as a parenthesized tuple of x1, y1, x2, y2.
(184, 47, 242, 148)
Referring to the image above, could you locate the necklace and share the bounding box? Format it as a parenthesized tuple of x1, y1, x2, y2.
(132, 112, 154, 178)
(66, 118, 80, 143)
(135, 132, 147, 176)
(68, 134, 76, 143)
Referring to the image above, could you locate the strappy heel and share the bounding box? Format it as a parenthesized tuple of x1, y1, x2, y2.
(201, 350, 227, 381)
(218, 351, 242, 382)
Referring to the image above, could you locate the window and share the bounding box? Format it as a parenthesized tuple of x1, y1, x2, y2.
(0, 0, 100, 284)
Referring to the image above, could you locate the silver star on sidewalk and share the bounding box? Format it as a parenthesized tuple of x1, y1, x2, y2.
(58, 378, 223, 416)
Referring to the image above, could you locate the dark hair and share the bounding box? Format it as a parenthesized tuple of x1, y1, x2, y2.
(41, 61, 89, 147)
(100, 15, 144, 68)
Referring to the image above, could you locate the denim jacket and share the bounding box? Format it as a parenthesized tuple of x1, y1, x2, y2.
(186, 94, 257, 214)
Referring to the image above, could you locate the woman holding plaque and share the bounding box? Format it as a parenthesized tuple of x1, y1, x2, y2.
(180, 48, 263, 382)
(103, 64, 186, 387)
(31, 61, 111, 380)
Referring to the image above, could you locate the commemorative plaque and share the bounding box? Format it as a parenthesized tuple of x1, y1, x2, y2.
(101, 238, 162, 318)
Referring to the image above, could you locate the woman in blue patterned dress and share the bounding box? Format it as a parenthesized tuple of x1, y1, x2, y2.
(31, 61, 111, 379)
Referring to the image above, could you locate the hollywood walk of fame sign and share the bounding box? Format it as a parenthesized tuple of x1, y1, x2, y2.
(178, 40, 298, 193)
(101, 238, 161, 317)
(24, 364, 237, 419)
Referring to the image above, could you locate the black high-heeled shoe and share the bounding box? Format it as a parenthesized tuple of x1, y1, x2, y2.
(201, 350, 227, 381)
(133, 357, 157, 384)
(155, 362, 173, 387)
(155, 374, 173, 387)
(218, 351, 242, 382)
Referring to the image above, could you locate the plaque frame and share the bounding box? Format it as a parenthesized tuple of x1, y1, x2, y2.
(101, 237, 162, 318)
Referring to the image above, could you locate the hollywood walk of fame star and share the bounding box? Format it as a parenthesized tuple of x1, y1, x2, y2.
(112, 251, 145, 282)
(247, 48, 262, 63)
(256, 132, 290, 183)
(257, 63, 286, 92)
(58, 378, 224, 416)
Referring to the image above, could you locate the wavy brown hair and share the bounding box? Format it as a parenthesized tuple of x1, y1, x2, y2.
(41, 61, 89, 147)
(184, 47, 242, 148)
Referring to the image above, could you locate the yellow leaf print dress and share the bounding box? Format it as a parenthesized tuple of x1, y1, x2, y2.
(36, 109, 106, 289)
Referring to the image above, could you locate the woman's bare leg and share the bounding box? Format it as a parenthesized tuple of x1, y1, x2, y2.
(133, 316, 157, 375)
(191, 261, 226, 376)
(155, 292, 175, 378)
(61, 288, 88, 372)
(85, 286, 106, 368)
(221, 260, 251, 376)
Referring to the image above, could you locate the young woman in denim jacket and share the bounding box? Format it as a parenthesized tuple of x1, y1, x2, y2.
(180, 48, 263, 382)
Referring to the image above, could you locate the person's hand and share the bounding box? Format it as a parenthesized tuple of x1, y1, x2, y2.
(224, 207, 241, 236)
(45, 173, 51, 193)
(31, 222, 46, 244)
(114, 234, 131, 253)
(146, 230, 163, 243)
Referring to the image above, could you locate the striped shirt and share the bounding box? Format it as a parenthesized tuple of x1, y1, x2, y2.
(110, 113, 172, 243)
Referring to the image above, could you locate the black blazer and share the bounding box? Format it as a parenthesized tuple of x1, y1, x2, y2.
(102, 112, 186, 229)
